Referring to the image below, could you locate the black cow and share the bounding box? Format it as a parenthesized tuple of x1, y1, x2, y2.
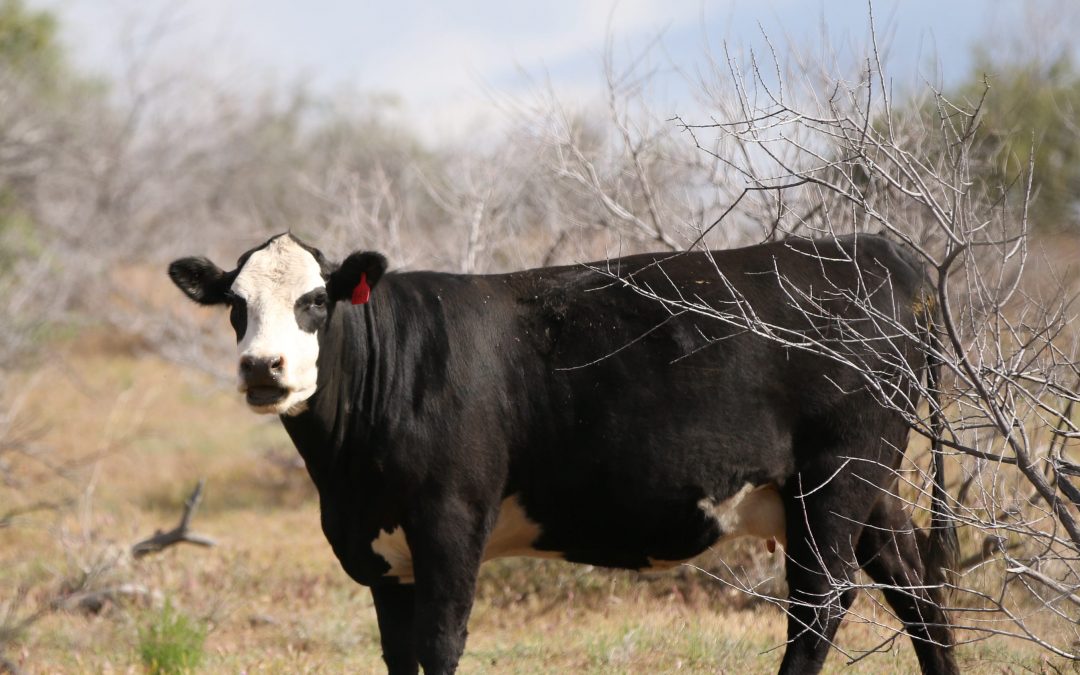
(168, 232, 957, 674)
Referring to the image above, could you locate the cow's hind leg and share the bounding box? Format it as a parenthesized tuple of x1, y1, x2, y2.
(778, 467, 874, 675)
(857, 498, 957, 675)
(371, 583, 418, 675)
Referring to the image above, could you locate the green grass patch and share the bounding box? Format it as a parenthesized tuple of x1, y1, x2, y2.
(137, 600, 207, 674)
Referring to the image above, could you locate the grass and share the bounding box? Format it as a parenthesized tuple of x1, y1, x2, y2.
(0, 342, 1076, 673)
(138, 600, 208, 674)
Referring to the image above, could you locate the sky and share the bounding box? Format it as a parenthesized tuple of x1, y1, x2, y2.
(33, 0, 1034, 142)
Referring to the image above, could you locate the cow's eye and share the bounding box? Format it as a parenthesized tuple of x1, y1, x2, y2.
(294, 290, 326, 333)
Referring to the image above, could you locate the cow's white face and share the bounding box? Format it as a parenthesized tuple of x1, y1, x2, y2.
(229, 236, 326, 415)
(168, 233, 388, 417)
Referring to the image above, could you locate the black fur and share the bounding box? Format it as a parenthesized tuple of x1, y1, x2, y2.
(227, 294, 248, 342)
(328, 251, 388, 302)
(294, 288, 329, 334)
(169, 233, 958, 675)
(168, 257, 234, 305)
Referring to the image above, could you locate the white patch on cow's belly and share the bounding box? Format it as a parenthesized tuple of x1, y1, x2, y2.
(370, 495, 556, 584)
(646, 482, 786, 571)
(370, 528, 414, 582)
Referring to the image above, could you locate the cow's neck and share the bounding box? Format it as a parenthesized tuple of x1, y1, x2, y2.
(279, 296, 386, 482)
(280, 280, 433, 486)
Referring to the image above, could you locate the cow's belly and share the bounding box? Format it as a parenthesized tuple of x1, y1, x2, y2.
(644, 482, 786, 570)
(370, 496, 563, 583)
(369, 484, 785, 583)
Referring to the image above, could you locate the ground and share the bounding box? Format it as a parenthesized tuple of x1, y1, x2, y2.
(0, 342, 1070, 674)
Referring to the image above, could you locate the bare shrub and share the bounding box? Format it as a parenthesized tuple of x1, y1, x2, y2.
(539, 15, 1080, 662)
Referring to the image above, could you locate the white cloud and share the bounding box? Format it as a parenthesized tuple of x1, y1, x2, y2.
(34, 0, 709, 140)
(31, 0, 1013, 142)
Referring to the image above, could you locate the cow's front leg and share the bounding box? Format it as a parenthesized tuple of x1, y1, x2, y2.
(371, 583, 418, 675)
(407, 496, 493, 675)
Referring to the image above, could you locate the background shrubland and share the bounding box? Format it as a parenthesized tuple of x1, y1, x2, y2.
(2, 0, 1079, 671)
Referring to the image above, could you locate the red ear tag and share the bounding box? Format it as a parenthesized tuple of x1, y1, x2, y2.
(351, 273, 371, 305)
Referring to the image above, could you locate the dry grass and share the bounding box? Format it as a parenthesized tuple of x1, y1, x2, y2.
(0, 341, 1071, 673)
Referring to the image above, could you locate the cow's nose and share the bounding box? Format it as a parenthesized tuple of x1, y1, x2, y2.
(240, 355, 285, 386)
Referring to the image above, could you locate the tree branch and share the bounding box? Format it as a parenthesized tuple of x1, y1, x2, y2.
(131, 478, 216, 558)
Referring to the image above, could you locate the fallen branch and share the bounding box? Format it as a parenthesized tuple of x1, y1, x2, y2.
(61, 584, 161, 614)
(131, 479, 216, 558)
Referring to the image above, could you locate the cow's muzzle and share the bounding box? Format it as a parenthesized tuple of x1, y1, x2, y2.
(239, 355, 288, 406)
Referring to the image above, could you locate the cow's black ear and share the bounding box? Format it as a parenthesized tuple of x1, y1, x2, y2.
(328, 251, 388, 303)
(168, 256, 231, 306)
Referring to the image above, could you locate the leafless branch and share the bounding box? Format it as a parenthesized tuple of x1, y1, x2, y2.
(131, 479, 216, 558)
